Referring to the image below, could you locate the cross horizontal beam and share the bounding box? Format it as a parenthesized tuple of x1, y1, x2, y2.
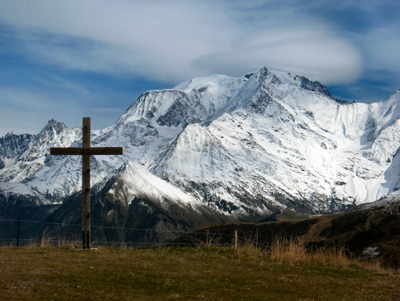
(50, 147, 123, 156)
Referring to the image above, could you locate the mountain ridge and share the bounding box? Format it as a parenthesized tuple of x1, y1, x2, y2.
(2, 66, 400, 243)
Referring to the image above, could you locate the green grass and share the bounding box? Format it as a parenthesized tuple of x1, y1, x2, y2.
(0, 244, 399, 300)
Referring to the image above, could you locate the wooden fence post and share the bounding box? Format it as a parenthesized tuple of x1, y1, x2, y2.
(234, 229, 238, 250)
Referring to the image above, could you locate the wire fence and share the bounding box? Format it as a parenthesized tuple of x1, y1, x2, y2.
(0, 218, 239, 248)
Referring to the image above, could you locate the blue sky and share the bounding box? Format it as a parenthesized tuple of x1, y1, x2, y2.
(0, 0, 399, 136)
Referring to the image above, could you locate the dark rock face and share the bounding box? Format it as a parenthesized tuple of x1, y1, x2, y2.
(156, 95, 191, 128)
(297, 76, 333, 98)
(249, 91, 274, 115)
(0, 133, 34, 158)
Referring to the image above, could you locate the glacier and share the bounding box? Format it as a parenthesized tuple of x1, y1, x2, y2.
(1, 67, 400, 222)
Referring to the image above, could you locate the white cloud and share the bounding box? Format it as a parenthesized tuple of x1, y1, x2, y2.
(0, 0, 365, 84)
(1, 0, 399, 136)
(193, 27, 363, 85)
(0, 0, 235, 81)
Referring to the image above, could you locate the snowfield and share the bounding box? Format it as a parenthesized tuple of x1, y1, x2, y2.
(1, 67, 400, 217)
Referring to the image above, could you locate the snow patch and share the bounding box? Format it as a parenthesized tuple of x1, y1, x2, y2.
(109, 162, 203, 211)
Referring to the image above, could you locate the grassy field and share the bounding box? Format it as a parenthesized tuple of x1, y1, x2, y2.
(1, 243, 399, 300)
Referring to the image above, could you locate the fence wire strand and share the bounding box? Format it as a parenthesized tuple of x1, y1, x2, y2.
(0, 218, 236, 237)
(0, 218, 241, 248)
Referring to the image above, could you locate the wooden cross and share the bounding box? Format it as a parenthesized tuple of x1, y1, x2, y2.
(50, 117, 123, 249)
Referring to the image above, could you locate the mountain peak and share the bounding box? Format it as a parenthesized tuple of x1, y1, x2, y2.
(256, 67, 333, 98)
(36, 119, 68, 140)
(120, 67, 335, 130)
(43, 118, 66, 130)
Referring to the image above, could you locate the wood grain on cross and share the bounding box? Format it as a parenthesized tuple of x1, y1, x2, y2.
(50, 117, 123, 249)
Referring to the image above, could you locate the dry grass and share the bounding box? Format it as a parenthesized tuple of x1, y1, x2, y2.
(238, 236, 387, 272)
(1, 239, 399, 300)
(268, 237, 351, 266)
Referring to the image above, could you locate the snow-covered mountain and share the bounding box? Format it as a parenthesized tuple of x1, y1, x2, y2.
(2, 67, 400, 229)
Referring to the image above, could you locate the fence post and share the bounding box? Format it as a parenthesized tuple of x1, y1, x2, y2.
(256, 229, 258, 249)
(16, 218, 21, 247)
(234, 229, 238, 250)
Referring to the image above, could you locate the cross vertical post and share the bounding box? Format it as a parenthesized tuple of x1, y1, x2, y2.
(50, 117, 123, 249)
(82, 117, 91, 249)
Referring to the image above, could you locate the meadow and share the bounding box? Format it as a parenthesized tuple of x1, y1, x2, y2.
(1, 240, 399, 300)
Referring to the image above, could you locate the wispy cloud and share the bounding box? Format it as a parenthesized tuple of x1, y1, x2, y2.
(0, 0, 234, 82)
(0, 0, 399, 135)
(193, 27, 363, 85)
(0, 0, 370, 85)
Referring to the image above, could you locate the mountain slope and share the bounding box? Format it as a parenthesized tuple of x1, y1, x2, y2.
(150, 68, 400, 217)
(43, 163, 231, 243)
(173, 196, 400, 268)
(2, 67, 400, 237)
